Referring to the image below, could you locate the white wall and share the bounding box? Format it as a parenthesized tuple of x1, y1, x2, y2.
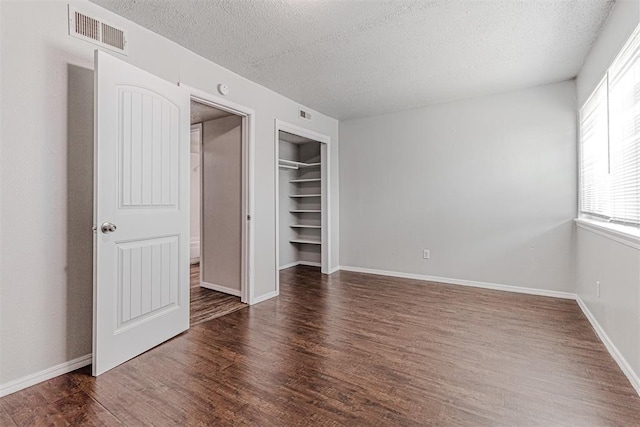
(576, 229, 640, 381)
(339, 80, 577, 292)
(201, 116, 242, 292)
(574, 0, 640, 389)
(0, 0, 339, 389)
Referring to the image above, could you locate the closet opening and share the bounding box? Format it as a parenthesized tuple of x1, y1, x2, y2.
(189, 100, 246, 325)
(275, 122, 331, 293)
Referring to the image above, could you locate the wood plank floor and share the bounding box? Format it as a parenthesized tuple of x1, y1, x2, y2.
(189, 264, 247, 326)
(2, 266, 640, 425)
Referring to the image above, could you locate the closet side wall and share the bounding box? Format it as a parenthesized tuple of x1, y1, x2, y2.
(279, 140, 299, 268)
(296, 142, 322, 265)
(202, 115, 243, 291)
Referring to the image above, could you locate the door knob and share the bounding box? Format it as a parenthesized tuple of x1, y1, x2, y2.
(101, 222, 117, 234)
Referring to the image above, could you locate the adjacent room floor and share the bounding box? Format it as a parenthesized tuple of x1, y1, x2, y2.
(189, 263, 246, 326)
(1, 266, 639, 425)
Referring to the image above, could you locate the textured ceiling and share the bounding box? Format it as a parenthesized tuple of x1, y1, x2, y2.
(190, 100, 233, 124)
(92, 0, 614, 120)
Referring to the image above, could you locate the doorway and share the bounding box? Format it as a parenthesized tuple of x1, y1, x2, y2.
(275, 120, 331, 294)
(189, 100, 246, 325)
(92, 52, 257, 376)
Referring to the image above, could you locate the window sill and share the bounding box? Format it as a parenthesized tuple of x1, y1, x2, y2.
(575, 218, 640, 250)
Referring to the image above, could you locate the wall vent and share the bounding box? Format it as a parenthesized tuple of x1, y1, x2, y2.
(299, 108, 312, 121)
(68, 7, 128, 55)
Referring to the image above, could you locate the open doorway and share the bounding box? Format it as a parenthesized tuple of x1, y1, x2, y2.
(189, 100, 246, 325)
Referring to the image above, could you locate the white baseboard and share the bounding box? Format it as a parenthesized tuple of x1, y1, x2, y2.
(201, 281, 241, 297)
(0, 353, 91, 398)
(279, 261, 322, 270)
(279, 261, 300, 270)
(576, 296, 640, 396)
(337, 266, 576, 300)
(190, 241, 200, 262)
(251, 290, 278, 305)
(328, 265, 341, 274)
(299, 261, 321, 267)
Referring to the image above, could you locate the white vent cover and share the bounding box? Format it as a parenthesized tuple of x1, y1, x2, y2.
(298, 108, 312, 121)
(68, 7, 128, 55)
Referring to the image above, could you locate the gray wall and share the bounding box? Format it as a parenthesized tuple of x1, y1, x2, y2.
(339, 80, 577, 292)
(0, 0, 339, 388)
(201, 116, 243, 291)
(574, 0, 640, 385)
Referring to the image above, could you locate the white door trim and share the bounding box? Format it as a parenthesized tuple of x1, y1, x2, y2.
(274, 119, 331, 295)
(179, 83, 255, 305)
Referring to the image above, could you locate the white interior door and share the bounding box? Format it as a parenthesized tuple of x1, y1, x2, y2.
(93, 50, 190, 376)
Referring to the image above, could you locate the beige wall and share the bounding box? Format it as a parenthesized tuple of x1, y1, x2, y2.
(201, 116, 242, 291)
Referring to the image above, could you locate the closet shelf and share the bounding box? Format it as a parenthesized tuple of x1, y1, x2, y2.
(290, 239, 322, 245)
(290, 210, 321, 213)
(290, 178, 321, 183)
(278, 159, 321, 169)
(289, 194, 321, 198)
(279, 164, 298, 170)
(290, 225, 321, 229)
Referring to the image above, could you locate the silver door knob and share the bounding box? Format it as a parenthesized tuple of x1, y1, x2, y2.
(101, 222, 117, 234)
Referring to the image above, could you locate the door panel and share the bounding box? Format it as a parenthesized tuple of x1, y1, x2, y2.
(94, 50, 190, 376)
(117, 236, 179, 326)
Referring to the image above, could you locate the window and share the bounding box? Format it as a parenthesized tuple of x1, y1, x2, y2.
(579, 25, 640, 229)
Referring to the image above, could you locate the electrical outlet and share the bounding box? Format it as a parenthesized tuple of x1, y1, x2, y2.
(596, 281, 601, 298)
(423, 250, 430, 259)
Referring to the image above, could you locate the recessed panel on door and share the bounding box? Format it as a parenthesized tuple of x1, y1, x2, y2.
(119, 87, 179, 209)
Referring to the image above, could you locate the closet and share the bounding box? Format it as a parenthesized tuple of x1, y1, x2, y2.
(278, 131, 323, 269)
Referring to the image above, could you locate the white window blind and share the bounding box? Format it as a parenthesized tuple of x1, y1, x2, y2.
(608, 28, 640, 225)
(579, 25, 640, 227)
(579, 79, 609, 219)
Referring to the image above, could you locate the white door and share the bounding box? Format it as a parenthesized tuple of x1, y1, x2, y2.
(93, 50, 190, 376)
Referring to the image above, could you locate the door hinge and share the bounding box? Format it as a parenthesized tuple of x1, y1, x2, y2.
(247, 215, 251, 221)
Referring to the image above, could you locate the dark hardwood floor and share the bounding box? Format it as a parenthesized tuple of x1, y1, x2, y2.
(2, 266, 639, 425)
(189, 263, 246, 326)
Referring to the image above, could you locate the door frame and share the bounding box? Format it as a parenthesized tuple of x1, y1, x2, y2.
(274, 119, 331, 294)
(180, 83, 255, 305)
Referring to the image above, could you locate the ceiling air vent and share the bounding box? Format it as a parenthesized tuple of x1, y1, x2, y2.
(68, 7, 128, 55)
(299, 108, 312, 121)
